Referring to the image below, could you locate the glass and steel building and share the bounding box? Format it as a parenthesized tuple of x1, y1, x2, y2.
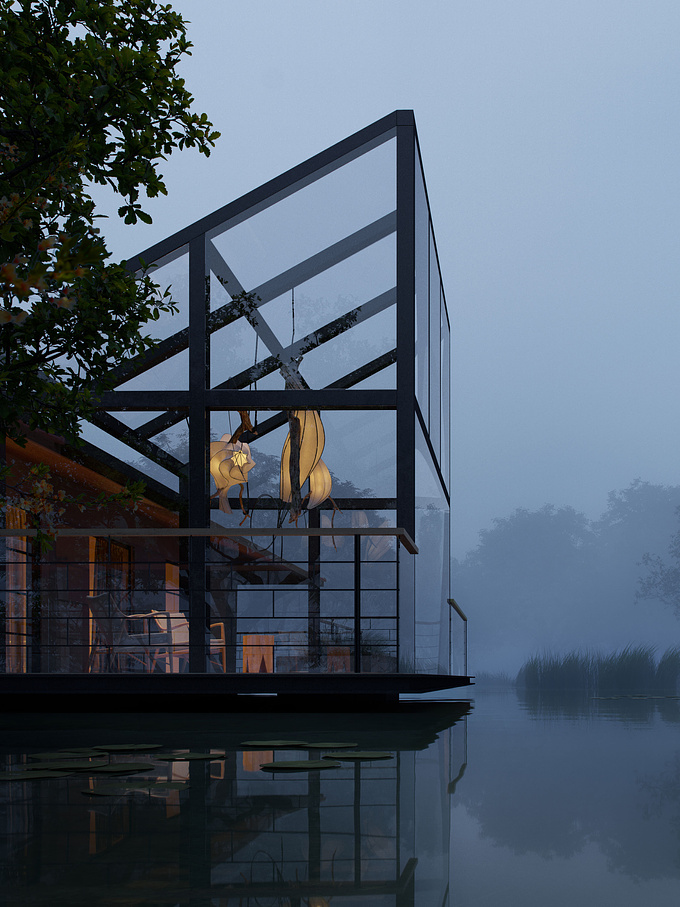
(1, 111, 468, 703)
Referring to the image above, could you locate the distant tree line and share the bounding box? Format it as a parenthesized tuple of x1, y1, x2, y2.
(453, 480, 680, 673)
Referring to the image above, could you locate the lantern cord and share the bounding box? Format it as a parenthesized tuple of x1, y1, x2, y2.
(231, 410, 255, 443)
(328, 496, 342, 551)
(291, 287, 295, 346)
(253, 332, 259, 427)
(238, 484, 249, 523)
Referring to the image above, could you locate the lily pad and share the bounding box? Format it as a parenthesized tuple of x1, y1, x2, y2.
(304, 742, 358, 749)
(259, 759, 341, 772)
(155, 752, 224, 761)
(29, 750, 103, 760)
(20, 760, 110, 771)
(322, 751, 394, 761)
(85, 762, 156, 774)
(148, 780, 191, 790)
(82, 780, 190, 796)
(0, 770, 74, 781)
(241, 740, 308, 748)
(92, 744, 162, 752)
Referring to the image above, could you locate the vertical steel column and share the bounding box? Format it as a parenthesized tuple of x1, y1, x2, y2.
(354, 533, 361, 673)
(188, 236, 209, 673)
(308, 507, 321, 668)
(396, 113, 416, 544)
(396, 539, 400, 672)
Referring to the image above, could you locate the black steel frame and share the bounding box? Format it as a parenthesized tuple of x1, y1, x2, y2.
(3, 111, 460, 695)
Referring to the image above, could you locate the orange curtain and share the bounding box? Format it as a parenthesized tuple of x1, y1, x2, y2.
(242, 634, 275, 673)
(165, 562, 180, 613)
(327, 645, 351, 673)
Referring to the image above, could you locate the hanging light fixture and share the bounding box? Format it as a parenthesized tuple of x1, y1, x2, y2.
(209, 433, 255, 514)
(279, 409, 332, 517)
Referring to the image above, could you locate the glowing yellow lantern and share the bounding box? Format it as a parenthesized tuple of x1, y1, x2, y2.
(280, 410, 332, 511)
(209, 433, 255, 513)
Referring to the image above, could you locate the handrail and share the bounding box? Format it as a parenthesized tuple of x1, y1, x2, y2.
(0, 526, 418, 554)
(447, 597, 467, 622)
(448, 597, 468, 676)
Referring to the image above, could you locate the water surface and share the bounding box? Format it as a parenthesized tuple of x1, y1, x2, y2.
(452, 690, 680, 906)
(1, 692, 679, 905)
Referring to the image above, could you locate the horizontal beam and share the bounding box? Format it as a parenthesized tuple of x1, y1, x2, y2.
(0, 525, 417, 554)
(98, 389, 396, 411)
(211, 497, 398, 511)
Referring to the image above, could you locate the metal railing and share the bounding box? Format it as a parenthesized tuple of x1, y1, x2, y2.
(448, 597, 468, 677)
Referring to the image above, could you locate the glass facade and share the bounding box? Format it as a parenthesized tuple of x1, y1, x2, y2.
(1, 111, 462, 690)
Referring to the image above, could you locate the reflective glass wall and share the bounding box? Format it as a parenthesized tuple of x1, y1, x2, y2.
(1, 112, 458, 683)
(413, 140, 451, 673)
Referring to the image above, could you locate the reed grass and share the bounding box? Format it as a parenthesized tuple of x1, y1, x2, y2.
(516, 645, 680, 693)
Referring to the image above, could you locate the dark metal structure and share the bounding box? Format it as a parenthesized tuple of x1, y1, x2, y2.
(1, 111, 467, 701)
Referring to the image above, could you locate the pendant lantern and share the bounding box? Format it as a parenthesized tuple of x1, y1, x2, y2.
(280, 410, 332, 511)
(209, 433, 256, 513)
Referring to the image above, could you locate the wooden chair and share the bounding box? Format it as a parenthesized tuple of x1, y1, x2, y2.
(87, 592, 168, 672)
(134, 612, 227, 673)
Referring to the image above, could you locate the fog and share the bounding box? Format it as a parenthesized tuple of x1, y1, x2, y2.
(89, 1, 680, 671)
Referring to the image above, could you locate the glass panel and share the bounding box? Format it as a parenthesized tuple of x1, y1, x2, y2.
(318, 561, 354, 589)
(360, 591, 397, 619)
(210, 138, 396, 291)
(415, 156, 429, 423)
(105, 410, 165, 429)
(352, 361, 396, 389)
(209, 410, 396, 530)
(78, 421, 180, 493)
(0, 535, 191, 674)
(322, 411, 396, 498)
(398, 544, 415, 671)
(319, 589, 354, 618)
(0, 525, 412, 675)
(150, 422, 189, 462)
(258, 233, 396, 356)
(361, 562, 397, 589)
(141, 251, 189, 341)
(428, 229, 441, 459)
(210, 315, 271, 388)
(116, 347, 188, 391)
(414, 420, 449, 674)
(300, 304, 396, 388)
(441, 288, 450, 491)
(209, 259, 236, 313)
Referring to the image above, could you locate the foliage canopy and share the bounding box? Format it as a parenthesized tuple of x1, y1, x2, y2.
(0, 0, 219, 444)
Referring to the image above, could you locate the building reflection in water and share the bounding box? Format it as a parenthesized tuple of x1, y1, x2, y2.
(0, 702, 470, 905)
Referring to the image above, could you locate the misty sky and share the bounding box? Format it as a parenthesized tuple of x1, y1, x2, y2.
(91, 0, 680, 559)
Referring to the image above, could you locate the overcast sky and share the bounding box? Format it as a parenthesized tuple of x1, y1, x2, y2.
(92, 0, 680, 558)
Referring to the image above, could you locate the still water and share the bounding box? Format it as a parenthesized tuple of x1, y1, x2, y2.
(1, 691, 679, 905)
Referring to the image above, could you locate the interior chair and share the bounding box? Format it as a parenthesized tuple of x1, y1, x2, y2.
(131, 611, 227, 673)
(87, 592, 169, 673)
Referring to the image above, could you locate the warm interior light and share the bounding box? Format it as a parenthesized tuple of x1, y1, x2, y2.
(209, 434, 255, 513)
(307, 457, 332, 509)
(280, 410, 332, 512)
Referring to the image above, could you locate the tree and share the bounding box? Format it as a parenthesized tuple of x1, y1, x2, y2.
(453, 484, 680, 675)
(637, 526, 680, 618)
(0, 0, 220, 444)
(453, 504, 596, 672)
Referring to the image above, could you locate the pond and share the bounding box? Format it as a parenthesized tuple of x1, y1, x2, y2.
(1, 691, 679, 905)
